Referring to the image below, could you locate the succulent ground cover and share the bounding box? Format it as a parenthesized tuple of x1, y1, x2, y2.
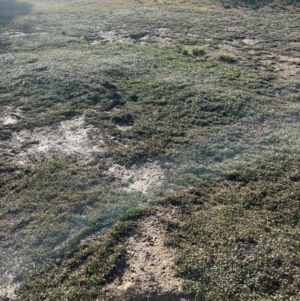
(0, 0, 300, 300)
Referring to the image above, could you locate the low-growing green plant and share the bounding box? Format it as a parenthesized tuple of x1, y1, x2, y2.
(191, 46, 205, 56)
(215, 52, 237, 63)
(161, 156, 300, 300)
(182, 47, 189, 55)
(17, 218, 141, 301)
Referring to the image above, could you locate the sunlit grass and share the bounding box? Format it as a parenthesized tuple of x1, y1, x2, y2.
(26, 0, 138, 14)
(1, 0, 300, 300)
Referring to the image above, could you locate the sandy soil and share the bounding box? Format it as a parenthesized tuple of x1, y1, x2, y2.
(108, 162, 165, 195)
(0, 271, 19, 301)
(0, 106, 23, 126)
(107, 210, 191, 301)
(1, 116, 105, 165)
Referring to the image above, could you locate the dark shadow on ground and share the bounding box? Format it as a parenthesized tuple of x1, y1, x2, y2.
(0, 0, 32, 26)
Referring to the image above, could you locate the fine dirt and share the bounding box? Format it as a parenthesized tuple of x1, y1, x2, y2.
(0, 273, 19, 301)
(0, 106, 23, 126)
(1, 116, 105, 165)
(108, 162, 165, 195)
(0, 284, 19, 301)
(107, 211, 191, 301)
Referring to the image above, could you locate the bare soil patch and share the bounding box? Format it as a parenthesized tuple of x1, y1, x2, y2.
(89, 27, 173, 46)
(274, 61, 300, 78)
(0, 283, 19, 301)
(1, 116, 105, 165)
(108, 162, 164, 195)
(0, 271, 19, 301)
(90, 30, 132, 45)
(116, 125, 133, 132)
(107, 213, 191, 301)
(279, 55, 300, 64)
(0, 106, 23, 126)
(242, 38, 260, 45)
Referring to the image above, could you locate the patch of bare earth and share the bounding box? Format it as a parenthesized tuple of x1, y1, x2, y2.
(107, 212, 191, 301)
(1, 116, 105, 165)
(0, 106, 23, 126)
(254, 54, 300, 78)
(139, 28, 173, 46)
(0, 271, 20, 301)
(0, 284, 19, 301)
(90, 28, 173, 46)
(273, 56, 300, 79)
(275, 56, 300, 78)
(90, 30, 132, 45)
(116, 125, 133, 132)
(108, 162, 164, 195)
(242, 38, 260, 45)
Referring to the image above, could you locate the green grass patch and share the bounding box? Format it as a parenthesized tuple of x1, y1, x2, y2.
(160, 157, 300, 300)
(17, 219, 140, 301)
